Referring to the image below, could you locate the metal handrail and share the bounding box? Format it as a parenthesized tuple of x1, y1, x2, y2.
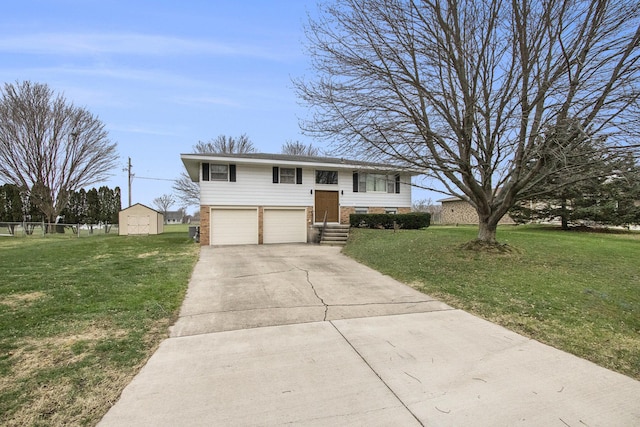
(320, 210, 328, 242)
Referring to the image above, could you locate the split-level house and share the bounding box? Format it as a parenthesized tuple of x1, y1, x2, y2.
(180, 153, 418, 245)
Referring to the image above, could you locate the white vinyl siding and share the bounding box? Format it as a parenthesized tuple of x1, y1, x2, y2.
(201, 164, 313, 206)
(200, 165, 412, 209)
(210, 208, 258, 245)
(263, 209, 307, 244)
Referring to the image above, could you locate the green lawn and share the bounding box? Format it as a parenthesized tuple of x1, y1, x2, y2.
(343, 225, 640, 380)
(0, 225, 199, 426)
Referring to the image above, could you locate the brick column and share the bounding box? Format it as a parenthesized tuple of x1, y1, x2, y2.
(258, 207, 264, 244)
(199, 206, 210, 246)
(340, 206, 355, 225)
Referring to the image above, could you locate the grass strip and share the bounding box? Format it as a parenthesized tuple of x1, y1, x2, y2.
(0, 225, 199, 426)
(343, 225, 640, 380)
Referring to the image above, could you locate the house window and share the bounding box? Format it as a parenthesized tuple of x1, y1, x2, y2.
(203, 163, 236, 182)
(385, 208, 398, 214)
(273, 166, 303, 184)
(210, 164, 228, 181)
(354, 172, 400, 193)
(315, 170, 338, 184)
(367, 174, 389, 192)
(355, 207, 368, 214)
(280, 168, 296, 184)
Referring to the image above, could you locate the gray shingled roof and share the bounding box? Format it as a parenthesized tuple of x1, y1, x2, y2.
(184, 152, 401, 169)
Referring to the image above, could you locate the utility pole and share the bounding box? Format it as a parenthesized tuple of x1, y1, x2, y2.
(127, 157, 134, 207)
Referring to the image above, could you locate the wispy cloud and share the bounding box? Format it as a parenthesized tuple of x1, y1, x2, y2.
(0, 32, 292, 61)
(173, 95, 241, 108)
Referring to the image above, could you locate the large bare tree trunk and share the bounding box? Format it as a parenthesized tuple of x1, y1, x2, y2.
(477, 218, 498, 244)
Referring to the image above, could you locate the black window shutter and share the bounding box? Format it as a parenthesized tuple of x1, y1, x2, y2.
(229, 164, 236, 182)
(272, 166, 279, 183)
(202, 163, 209, 181)
(352, 172, 359, 192)
(296, 168, 302, 184)
(395, 174, 401, 193)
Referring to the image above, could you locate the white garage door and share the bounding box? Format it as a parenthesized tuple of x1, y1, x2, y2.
(210, 208, 258, 245)
(263, 209, 307, 244)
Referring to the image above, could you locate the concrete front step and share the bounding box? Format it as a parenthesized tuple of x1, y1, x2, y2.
(322, 235, 348, 241)
(323, 232, 349, 238)
(320, 224, 350, 245)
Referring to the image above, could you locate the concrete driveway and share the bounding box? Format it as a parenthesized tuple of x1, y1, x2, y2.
(100, 245, 640, 426)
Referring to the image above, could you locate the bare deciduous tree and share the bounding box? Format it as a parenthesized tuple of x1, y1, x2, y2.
(296, 0, 640, 244)
(281, 140, 321, 156)
(0, 81, 118, 223)
(172, 171, 200, 208)
(194, 134, 256, 154)
(153, 193, 175, 216)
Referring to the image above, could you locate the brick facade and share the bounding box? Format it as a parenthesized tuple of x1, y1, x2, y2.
(258, 207, 264, 244)
(441, 200, 515, 225)
(199, 206, 210, 245)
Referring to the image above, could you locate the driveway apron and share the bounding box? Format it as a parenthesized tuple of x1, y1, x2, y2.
(170, 244, 450, 337)
(100, 245, 640, 426)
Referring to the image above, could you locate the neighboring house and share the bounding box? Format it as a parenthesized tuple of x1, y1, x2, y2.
(165, 210, 185, 224)
(439, 196, 516, 225)
(118, 203, 164, 236)
(180, 153, 418, 246)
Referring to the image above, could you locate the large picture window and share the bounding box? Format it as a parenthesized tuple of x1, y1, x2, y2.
(354, 172, 400, 193)
(315, 170, 338, 184)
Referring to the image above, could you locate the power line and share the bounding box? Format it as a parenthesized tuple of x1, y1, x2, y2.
(135, 176, 175, 182)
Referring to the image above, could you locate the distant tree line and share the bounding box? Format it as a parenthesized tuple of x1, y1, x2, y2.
(0, 184, 120, 232)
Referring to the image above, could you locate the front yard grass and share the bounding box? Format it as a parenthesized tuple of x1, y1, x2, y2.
(0, 226, 199, 426)
(343, 225, 640, 380)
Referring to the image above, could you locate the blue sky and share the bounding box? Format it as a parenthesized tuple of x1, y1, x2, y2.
(0, 0, 433, 211)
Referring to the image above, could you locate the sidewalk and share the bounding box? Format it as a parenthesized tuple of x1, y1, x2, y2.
(99, 245, 640, 426)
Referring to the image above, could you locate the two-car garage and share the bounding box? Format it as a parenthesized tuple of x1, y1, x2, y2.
(209, 207, 307, 246)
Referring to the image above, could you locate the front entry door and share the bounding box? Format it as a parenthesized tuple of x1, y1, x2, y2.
(315, 190, 339, 223)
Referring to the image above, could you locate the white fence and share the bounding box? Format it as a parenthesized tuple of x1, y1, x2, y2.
(0, 222, 119, 238)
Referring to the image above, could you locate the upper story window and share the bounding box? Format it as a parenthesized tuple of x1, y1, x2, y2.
(353, 172, 400, 193)
(210, 164, 229, 181)
(315, 170, 338, 185)
(201, 163, 236, 182)
(272, 166, 303, 184)
(280, 167, 296, 184)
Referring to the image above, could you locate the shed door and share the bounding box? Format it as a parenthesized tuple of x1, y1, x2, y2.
(315, 191, 339, 223)
(263, 209, 307, 244)
(210, 208, 258, 245)
(127, 215, 150, 235)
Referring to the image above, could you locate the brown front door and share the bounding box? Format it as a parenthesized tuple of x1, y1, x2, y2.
(315, 190, 339, 222)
